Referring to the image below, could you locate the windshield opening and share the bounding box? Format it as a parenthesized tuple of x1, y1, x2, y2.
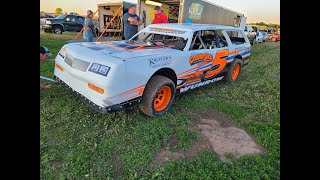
(132, 33, 188, 51)
(55, 14, 66, 19)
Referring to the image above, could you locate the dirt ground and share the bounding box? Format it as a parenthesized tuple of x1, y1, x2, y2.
(151, 109, 264, 167)
(193, 109, 264, 159)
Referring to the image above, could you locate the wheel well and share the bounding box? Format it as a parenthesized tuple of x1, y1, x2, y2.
(235, 55, 242, 60)
(150, 68, 177, 86)
(234, 55, 245, 64)
(53, 24, 63, 30)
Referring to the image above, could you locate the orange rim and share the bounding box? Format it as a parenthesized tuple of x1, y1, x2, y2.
(154, 86, 172, 112)
(232, 64, 240, 80)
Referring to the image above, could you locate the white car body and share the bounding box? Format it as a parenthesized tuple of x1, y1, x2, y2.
(54, 23, 251, 114)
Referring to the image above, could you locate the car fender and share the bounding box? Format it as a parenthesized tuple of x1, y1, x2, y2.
(52, 23, 65, 29)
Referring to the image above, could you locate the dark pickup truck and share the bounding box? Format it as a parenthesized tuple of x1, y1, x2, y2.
(41, 14, 85, 34)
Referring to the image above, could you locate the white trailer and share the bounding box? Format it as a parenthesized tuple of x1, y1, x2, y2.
(137, 0, 247, 32)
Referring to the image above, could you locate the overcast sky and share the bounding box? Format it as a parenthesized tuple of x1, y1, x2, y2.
(40, 0, 280, 24)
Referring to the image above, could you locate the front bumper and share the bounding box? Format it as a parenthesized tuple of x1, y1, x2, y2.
(41, 24, 53, 30)
(54, 76, 141, 113)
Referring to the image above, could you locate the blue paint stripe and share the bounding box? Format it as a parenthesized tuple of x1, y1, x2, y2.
(226, 55, 235, 60)
(198, 63, 212, 71)
(240, 51, 250, 56)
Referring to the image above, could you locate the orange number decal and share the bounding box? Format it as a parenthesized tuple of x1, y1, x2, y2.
(205, 49, 228, 78)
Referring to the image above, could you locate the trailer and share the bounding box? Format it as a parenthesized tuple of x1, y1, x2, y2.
(96, 1, 135, 38)
(137, 0, 246, 33)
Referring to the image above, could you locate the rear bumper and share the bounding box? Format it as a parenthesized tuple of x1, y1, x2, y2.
(54, 76, 141, 113)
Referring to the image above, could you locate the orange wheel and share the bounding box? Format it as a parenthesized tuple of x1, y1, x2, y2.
(225, 58, 242, 83)
(153, 86, 172, 112)
(139, 75, 176, 117)
(231, 64, 240, 80)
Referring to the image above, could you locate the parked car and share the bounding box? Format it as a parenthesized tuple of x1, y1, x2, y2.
(255, 31, 264, 43)
(41, 14, 85, 34)
(261, 31, 268, 42)
(275, 32, 280, 41)
(54, 23, 251, 117)
(266, 32, 280, 42)
(243, 25, 257, 44)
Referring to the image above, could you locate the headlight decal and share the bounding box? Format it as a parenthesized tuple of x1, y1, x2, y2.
(89, 63, 110, 76)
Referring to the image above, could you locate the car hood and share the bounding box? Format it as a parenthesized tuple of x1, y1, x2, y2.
(75, 40, 180, 59)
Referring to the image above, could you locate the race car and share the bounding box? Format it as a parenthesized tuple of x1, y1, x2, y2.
(54, 23, 251, 117)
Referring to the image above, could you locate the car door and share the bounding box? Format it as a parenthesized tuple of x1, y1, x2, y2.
(176, 30, 228, 91)
(63, 15, 77, 31)
(76, 16, 85, 31)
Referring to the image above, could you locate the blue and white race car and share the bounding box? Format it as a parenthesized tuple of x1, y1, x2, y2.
(54, 23, 251, 117)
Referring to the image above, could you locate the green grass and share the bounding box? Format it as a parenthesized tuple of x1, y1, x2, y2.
(40, 31, 280, 179)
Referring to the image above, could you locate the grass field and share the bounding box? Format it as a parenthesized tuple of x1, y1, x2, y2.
(40, 31, 280, 179)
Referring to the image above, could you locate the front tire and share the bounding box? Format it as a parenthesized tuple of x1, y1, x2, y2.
(139, 75, 176, 117)
(53, 26, 63, 34)
(225, 58, 242, 83)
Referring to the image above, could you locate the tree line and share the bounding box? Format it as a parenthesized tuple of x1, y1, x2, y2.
(249, 22, 280, 29)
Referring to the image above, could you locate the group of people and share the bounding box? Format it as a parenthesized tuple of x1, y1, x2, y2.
(83, 5, 168, 42)
(40, 5, 168, 89)
(123, 5, 168, 40)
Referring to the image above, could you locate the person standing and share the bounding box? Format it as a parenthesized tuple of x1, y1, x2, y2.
(84, 10, 95, 42)
(40, 46, 52, 89)
(152, 6, 168, 24)
(123, 5, 143, 40)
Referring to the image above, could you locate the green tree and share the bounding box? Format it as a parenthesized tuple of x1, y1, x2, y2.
(55, 8, 63, 15)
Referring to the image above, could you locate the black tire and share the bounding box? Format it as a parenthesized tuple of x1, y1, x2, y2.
(225, 58, 242, 83)
(139, 75, 176, 117)
(53, 26, 63, 34)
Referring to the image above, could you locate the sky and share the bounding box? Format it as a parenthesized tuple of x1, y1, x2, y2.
(40, 0, 280, 24)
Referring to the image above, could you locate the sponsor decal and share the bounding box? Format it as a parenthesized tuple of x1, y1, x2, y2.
(180, 76, 224, 93)
(149, 56, 172, 68)
(189, 53, 213, 65)
(188, 3, 204, 17)
(149, 27, 186, 34)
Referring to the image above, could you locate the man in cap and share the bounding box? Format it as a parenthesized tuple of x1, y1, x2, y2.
(40, 46, 52, 61)
(84, 10, 95, 42)
(40, 46, 52, 89)
(123, 5, 143, 40)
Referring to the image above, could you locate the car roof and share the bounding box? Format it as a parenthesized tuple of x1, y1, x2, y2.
(148, 23, 242, 32)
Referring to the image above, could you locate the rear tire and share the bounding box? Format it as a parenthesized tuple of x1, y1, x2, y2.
(139, 75, 176, 117)
(225, 58, 242, 83)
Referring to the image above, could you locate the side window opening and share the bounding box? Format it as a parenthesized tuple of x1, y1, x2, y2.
(190, 31, 205, 50)
(77, 17, 84, 23)
(225, 30, 246, 45)
(190, 30, 228, 50)
(200, 30, 229, 49)
(215, 30, 228, 47)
